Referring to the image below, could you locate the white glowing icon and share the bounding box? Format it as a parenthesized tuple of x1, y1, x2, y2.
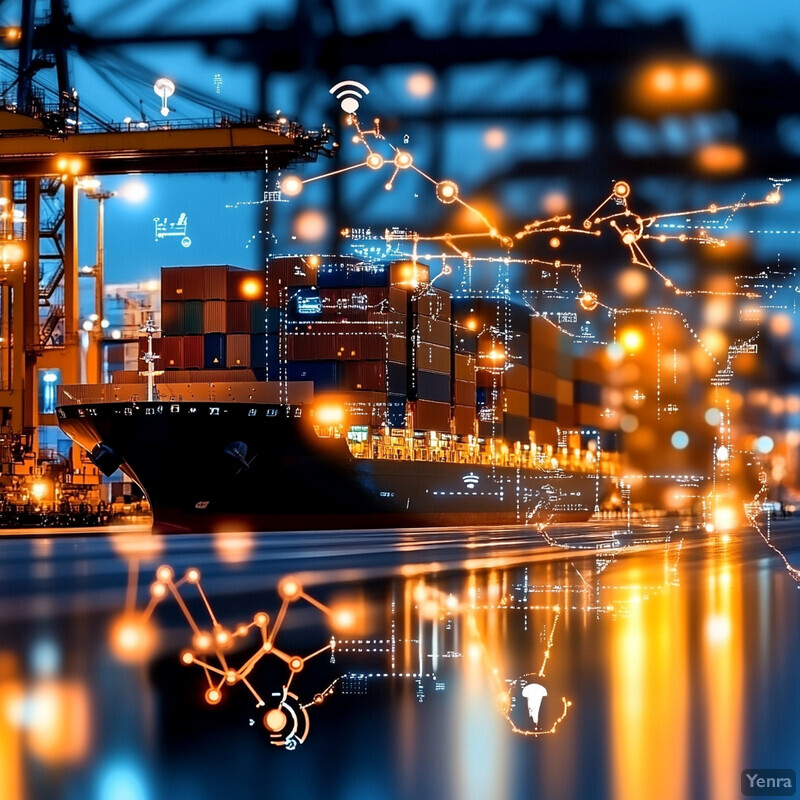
(329, 80, 370, 114)
(154, 77, 175, 117)
(521, 682, 547, 724)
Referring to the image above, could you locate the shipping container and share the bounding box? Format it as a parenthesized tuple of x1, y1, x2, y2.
(416, 316, 451, 347)
(336, 333, 388, 361)
(503, 363, 529, 392)
(453, 404, 476, 436)
(110, 368, 258, 385)
(415, 342, 450, 374)
(529, 344, 558, 373)
(453, 352, 476, 381)
(413, 287, 451, 320)
(453, 328, 478, 355)
(530, 315, 559, 350)
(161, 266, 204, 300)
(226, 301, 251, 333)
(287, 360, 341, 390)
(453, 379, 477, 407)
(255, 304, 273, 334)
(556, 336, 573, 380)
(501, 388, 529, 416)
(388, 334, 407, 364)
(203, 300, 228, 333)
(509, 332, 530, 366)
(415, 399, 451, 432)
(287, 333, 340, 361)
(183, 335, 204, 368)
(503, 413, 530, 443)
(342, 361, 387, 392)
(574, 380, 601, 406)
(226, 334, 251, 368)
(574, 403, 603, 428)
(478, 419, 503, 440)
(530, 393, 557, 421)
(183, 300, 204, 335)
(557, 403, 574, 428)
(387, 393, 407, 428)
(161, 301, 185, 336)
(573, 355, 603, 384)
(204, 333, 226, 369)
(529, 367, 557, 396)
(530, 418, 558, 448)
(138, 336, 184, 369)
(415, 370, 451, 403)
(202, 266, 229, 300)
(556, 379, 573, 406)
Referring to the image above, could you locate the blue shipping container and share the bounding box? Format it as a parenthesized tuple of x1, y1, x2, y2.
(203, 333, 226, 369)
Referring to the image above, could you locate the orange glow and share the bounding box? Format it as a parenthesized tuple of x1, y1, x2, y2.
(406, 71, 435, 98)
(332, 607, 356, 630)
(619, 328, 644, 353)
(315, 403, 345, 425)
(0, 654, 23, 800)
(639, 61, 713, 106)
(27, 681, 91, 765)
(278, 576, 302, 600)
(109, 614, 157, 663)
(465, 317, 478, 331)
(213, 531, 255, 563)
(1, 243, 24, 264)
(293, 209, 327, 241)
(264, 708, 287, 731)
(280, 175, 303, 197)
(241, 278, 261, 299)
(696, 143, 745, 174)
(111, 531, 164, 560)
(483, 127, 506, 150)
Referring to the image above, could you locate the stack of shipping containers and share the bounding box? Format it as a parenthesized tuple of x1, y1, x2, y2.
(410, 280, 452, 432)
(117, 259, 614, 461)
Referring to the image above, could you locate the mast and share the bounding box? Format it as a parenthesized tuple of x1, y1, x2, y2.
(139, 317, 161, 402)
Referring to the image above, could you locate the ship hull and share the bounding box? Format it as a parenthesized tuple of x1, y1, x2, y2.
(57, 401, 609, 534)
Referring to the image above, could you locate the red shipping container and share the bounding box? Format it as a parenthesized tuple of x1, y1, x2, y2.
(342, 361, 386, 391)
(201, 265, 229, 300)
(161, 266, 205, 300)
(137, 336, 184, 369)
(504, 363, 529, 392)
(287, 333, 340, 360)
(183, 335, 204, 368)
(203, 300, 227, 333)
(389, 335, 407, 364)
(226, 334, 251, 368)
(226, 301, 251, 333)
(336, 332, 387, 360)
(415, 399, 451, 432)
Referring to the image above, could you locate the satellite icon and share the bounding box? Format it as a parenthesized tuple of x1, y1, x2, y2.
(521, 682, 548, 725)
(329, 80, 370, 113)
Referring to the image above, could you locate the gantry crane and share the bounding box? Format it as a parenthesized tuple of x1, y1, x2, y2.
(0, 0, 332, 505)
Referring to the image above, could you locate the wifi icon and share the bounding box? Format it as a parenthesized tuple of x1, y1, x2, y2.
(462, 473, 479, 489)
(329, 80, 370, 114)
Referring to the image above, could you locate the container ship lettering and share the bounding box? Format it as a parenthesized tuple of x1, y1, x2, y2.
(56, 257, 620, 534)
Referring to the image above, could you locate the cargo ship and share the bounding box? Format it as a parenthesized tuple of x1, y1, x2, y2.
(56, 257, 620, 534)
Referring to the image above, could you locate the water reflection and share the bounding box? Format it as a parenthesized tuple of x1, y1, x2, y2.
(0, 524, 797, 799)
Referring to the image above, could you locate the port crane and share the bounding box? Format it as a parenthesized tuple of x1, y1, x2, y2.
(0, 0, 331, 509)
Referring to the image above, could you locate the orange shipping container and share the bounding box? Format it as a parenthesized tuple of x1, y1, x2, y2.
(417, 317, 451, 347)
(415, 342, 450, 373)
(556, 379, 573, 405)
(389, 335, 407, 364)
(453, 379, 476, 406)
(529, 367, 557, 396)
(500, 388, 529, 417)
(453, 404, 476, 436)
(574, 403, 603, 428)
(530, 418, 558, 448)
(530, 315, 559, 350)
(203, 300, 228, 333)
(573, 355, 603, 384)
(161, 266, 205, 300)
(503, 363, 529, 392)
(226, 334, 251, 368)
(454, 352, 476, 381)
(415, 399, 451, 431)
(413, 287, 451, 320)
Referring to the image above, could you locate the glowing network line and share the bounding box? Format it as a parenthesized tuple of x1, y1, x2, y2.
(113, 567, 346, 748)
